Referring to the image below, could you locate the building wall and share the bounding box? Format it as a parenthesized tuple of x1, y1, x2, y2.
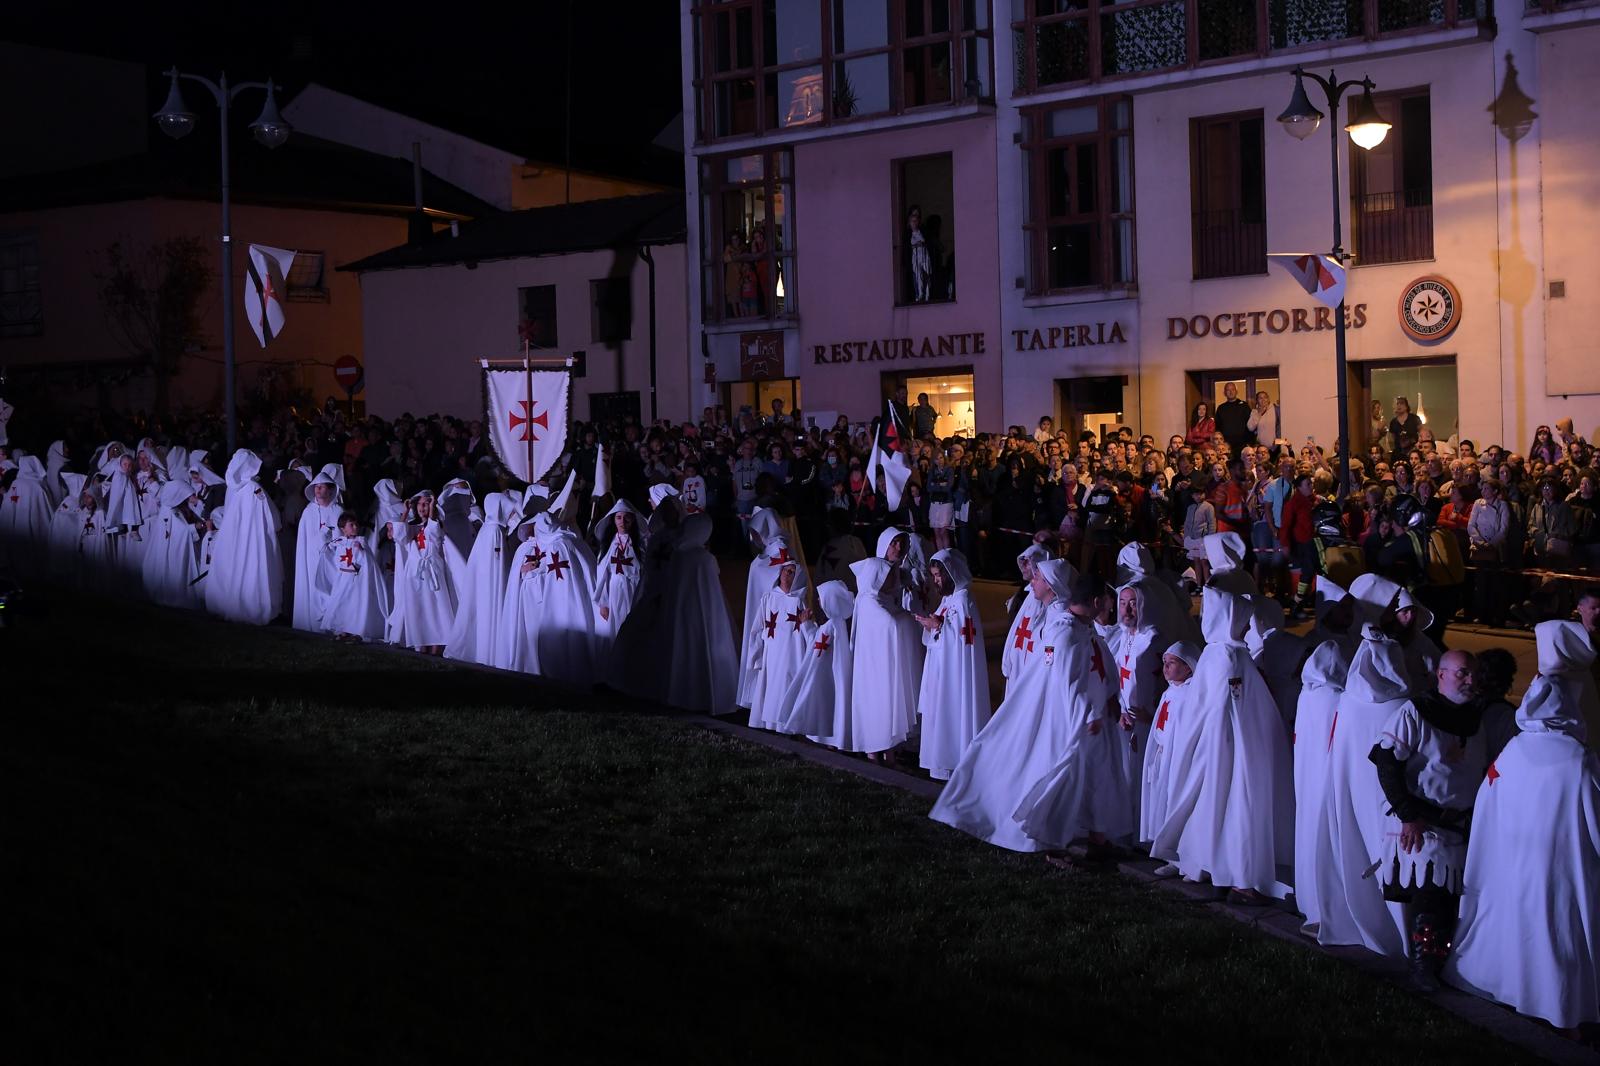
(512, 167, 670, 210)
(357, 243, 691, 426)
(0, 198, 404, 411)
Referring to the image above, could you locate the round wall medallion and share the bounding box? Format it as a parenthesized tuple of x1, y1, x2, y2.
(1398, 275, 1462, 343)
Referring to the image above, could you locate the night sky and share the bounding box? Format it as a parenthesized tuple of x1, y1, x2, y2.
(10, 1, 684, 182)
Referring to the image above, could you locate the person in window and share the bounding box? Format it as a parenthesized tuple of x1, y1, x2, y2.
(907, 204, 930, 302)
(751, 227, 770, 316)
(723, 231, 744, 318)
(1185, 402, 1215, 448)
(1369, 400, 1390, 454)
(1389, 397, 1422, 459)
(924, 213, 949, 301)
(912, 393, 939, 440)
(1247, 390, 1281, 446)
(1214, 382, 1252, 456)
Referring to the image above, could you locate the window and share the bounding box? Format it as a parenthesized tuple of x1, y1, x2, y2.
(1023, 97, 1135, 293)
(0, 232, 42, 339)
(701, 150, 796, 322)
(518, 285, 558, 349)
(590, 278, 632, 344)
(693, 1, 993, 139)
(1190, 112, 1265, 279)
(285, 251, 328, 302)
(1351, 88, 1433, 266)
(1011, 1, 1480, 93)
(895, 154, 957, 304)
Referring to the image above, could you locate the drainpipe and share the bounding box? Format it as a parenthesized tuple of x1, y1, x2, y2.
(639, 243, 658, 422)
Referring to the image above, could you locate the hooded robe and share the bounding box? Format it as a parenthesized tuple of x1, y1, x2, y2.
(320, 529, 391, 640)
(291, 465, 345, 631)
(917, 549, 992, 780)
(203, 450, 284, 625)
(746, 559, 812, 730)
(1140, 642, 1200, 844)
(1291, 640, 1349, 933)
(591, 500, 648, 646)
(776, 580, 855, 742)
(533, 512, 601, 685)
(843, 556, 924, 753)
(140, 479, 203, 609)
(445, 491, 517, 665)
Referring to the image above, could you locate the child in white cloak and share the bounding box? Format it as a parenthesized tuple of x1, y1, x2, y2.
(321, 512, 390, 642)
(495, 508, 545, 674)
(737, 508, 799, 709)
(291, 466, 343, 632)
(48, 472, 88, 583)
(914, 549, 992, 780)
(592, 500, 647, 648)
(194, 506, 223, 603)
(76, 481, 114, 593)
(746, 556, 811, 730)
(1141, 641, 1199, 857)
(776, 579, 855, 743)
(102, 452, 147, 593)
(387, 489, 461, 655)
(141, 479, 204, 609)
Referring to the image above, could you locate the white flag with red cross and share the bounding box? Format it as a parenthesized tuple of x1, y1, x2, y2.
(244, 244, 297, 348)
(484, 365, 569, 484)
(1268, 252, 1347, 310)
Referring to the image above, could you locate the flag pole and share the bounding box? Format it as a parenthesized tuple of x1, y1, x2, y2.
(523, 339, 534, 483)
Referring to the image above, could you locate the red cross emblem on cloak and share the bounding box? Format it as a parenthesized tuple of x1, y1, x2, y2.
(611, 547, 634, 574)
(768, 545, 792, 567)
(960, 616, 977, 645)
(8, 492, 17, 504)
(415, 529, 427, 551)
(339, 547, 354, 568)
(508, 400, 549, 442)
(787, 611, 803, 633)
(1118, 656, 1132, 688)
(1012, 615, 1034, 652)
(764, 611, 778, 638)
(1486, 761, 1499, 785)
(814, 633, 831, 656)
(546, 551, 570, 580)
(528, 545, 545, 568)
(1156, 700, 1169, 731)
(1090, 641, 1107, 682)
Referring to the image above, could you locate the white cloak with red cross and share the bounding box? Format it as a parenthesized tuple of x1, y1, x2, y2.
(1140, 675, 1194, 844)
(204, 451, 283, 626)
(777, 580, 854, 742)
(386, 516, 462, 649)
(532, 514, 599, 686)
(291, 497, 342, 632)
(591, 500, 648, 647)
(736, 530, 800, 708)
(842, 556, 923, 753)
(1445, 630, 1600, 1029)
(1109, 616, 1165, 836)
(494, 528, 545, 674)
(445, 491, 518, 666)
(746, 583, 811, 731)
(319, 533, 390, 641)
(917, 551, 991, 781)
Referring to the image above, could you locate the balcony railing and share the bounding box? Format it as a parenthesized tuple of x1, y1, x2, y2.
(1352, 189, 1434, 265)
(1192, 208, 1266, 279)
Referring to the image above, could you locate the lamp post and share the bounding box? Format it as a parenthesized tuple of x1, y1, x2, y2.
(1277, 68, 1390, 498)
(153, 68, 292, 456)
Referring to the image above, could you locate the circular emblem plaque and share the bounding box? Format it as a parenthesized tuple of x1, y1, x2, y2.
(1398, 275, 1462, 343)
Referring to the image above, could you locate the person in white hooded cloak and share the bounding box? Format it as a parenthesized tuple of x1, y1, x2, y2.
(1140, 641, 1200, 850)
(45, 440, 69, 507)
(746, 556, 812, 730)
(1115, 540, 1198, 644)
(1289, 639, 1348, 934)
(387, 488, 463, 654)
(438, 478, 480, 561)
(204, 450, 283, 625)
(1203, 531, 1283, 650)
(737, 507, 802, 709)
(369, 478, 406, 595)
(141, 479, 204, 609)
(319, 510, 391, 641)
(533, 507, 601, 686)
(776, 579, 855, 743)
(1445, 620, 1600, 1032)
(101, 450, 148, 592)
(930, 562, 1114, 853)
(0, 454, 53, 574)
(914, 549, 991, 780)
(445, 490, 518, 665)
(1109, 582, 1169, 833)
(495, 501, 546, 674)
(48, 472, 88, 583)
(194, 505, 223, 604)
(845, 547, 924, 759)
(1152, 587, 1294, 901)
(76, 478, 115, 593)
(1002, 544, 1063, 697)
(291, 464, 345, 631)
(591, 499, 648, 649)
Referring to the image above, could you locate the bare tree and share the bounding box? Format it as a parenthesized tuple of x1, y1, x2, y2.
(95, 237, 211, 414)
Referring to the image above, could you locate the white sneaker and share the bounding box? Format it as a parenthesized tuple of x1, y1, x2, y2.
(1153, 862, 1180, 878)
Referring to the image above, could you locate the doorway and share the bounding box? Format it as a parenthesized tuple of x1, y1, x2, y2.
(1362, 357, 1457, 452)
(1058, 375, 1128, 443)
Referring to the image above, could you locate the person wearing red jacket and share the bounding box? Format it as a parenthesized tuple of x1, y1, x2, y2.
(1279, 473, 1319, 619)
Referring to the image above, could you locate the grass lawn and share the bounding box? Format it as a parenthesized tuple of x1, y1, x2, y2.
(4, 590, 1538, 1064)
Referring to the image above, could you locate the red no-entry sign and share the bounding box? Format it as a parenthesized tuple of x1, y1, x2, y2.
(334, 355, 364, 394)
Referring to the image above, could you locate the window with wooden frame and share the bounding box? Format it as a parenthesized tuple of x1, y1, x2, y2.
(700, 149, 796, 322)
(893, 154, 957, 305)
(0, 231, 43, 338)
(285, 251, 328, 302)
(1011, 1, 1481, 94)
(1190, 111, 1265, 279)
(692, 1, 993, 140)
(1022, 96, 1135, 293)
(1350, 88, 1433, 266)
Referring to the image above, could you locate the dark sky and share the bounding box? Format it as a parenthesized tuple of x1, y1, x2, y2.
(10, 2, 684, 179)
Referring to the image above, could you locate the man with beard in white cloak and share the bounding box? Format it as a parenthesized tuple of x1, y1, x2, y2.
(1291, 640, 1348, 935)
(1115, 540, 1198, 644)
(141, 479, 204, 609)
(446, 490, 519, 665)
(1312, 580, 1412, 957)
(1445, 620, 1600, 1033)
(1012, 573, 1132, 861)
(291, 465, 345, 632)
(1109, 583, 1170, 834)
(1368, 647, 1491, 990)
(846, 545, 924, 761)
(591, 499, 648, 652)
(204, 450, 283, 625)
(930, 563, 1113, 853)
(776, 579, 855, 744)
(1152, 587, 1293, 902)
(388, 488, 462, 655)
(1141, 642, 1200, 858)
(746, 556, 812, 730)
(534, 502, 601, 686)
(914, 549, 991, 780)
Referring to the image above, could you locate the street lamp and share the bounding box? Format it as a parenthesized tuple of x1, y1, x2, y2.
(1278, 69, 1389, 498)
(153, 68, 292, 455)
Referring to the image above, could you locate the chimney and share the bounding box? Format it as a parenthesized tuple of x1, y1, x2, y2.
(408, 141, 431, 244)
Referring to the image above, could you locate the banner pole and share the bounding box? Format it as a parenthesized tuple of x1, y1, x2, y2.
(523, 340, 534, 483)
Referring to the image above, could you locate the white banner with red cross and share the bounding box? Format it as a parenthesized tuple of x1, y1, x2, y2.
(483, 364, 569, 484)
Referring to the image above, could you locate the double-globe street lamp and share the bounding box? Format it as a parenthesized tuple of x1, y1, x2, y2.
(153, 68, 292, 455)
(1277, 69, 1391, 498)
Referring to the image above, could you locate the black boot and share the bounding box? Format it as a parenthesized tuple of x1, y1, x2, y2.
(1409, 912, 1446, 993)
